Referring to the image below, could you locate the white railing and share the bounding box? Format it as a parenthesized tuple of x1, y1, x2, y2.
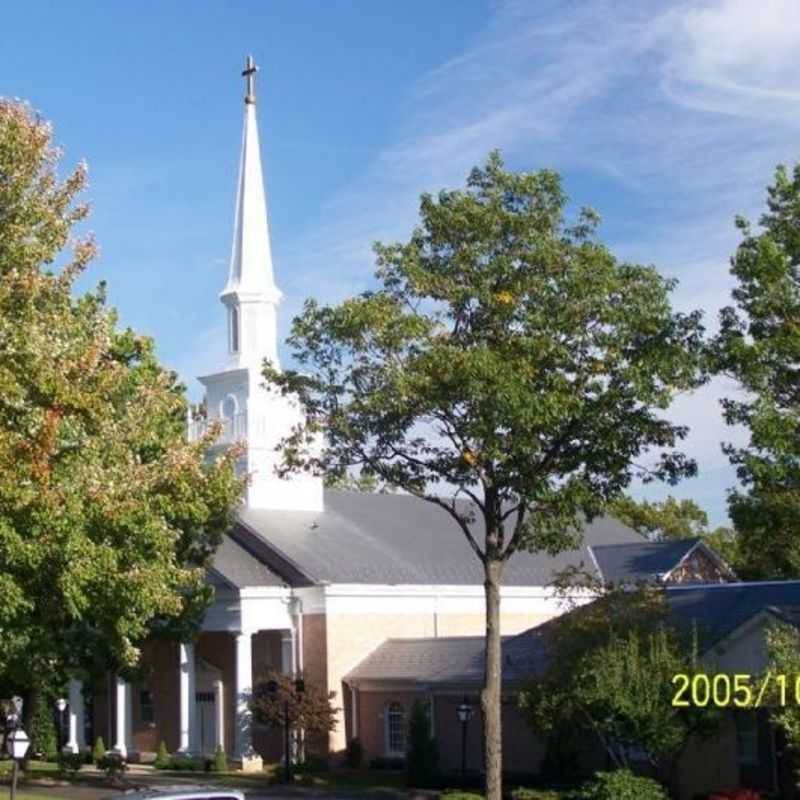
(188, 411, 248, 445)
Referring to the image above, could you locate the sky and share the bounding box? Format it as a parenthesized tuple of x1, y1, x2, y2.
(2, 0, 800, 525)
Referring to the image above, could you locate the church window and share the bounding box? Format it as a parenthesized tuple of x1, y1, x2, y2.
(385, 701, 406, 755)
(139, 688, 154, 725)
(229, 306, 240, 353)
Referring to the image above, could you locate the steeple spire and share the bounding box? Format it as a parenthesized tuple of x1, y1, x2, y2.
(221, 55, 282, 368)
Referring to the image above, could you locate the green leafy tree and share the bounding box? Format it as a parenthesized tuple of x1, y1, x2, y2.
(766, 621, 800, 750)
(29, 691, 57, 761)
(610, 495, 710, 541)
(714, 163, 800, 579)
(520, 589, 719, 792)
(406, 699, 439, 788)
(263, 153, 705, 799)
(0, 100, 243, 691)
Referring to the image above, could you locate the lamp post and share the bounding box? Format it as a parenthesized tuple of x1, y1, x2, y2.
(7, 727, 30, 800)
(456, 697, 474, 782)
(55, 699, 66, 752)
(267, 678, 305, 784)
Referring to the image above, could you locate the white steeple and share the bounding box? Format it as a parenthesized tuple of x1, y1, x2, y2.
(193, 56, 323, 513)
(221, 54, 282, 370)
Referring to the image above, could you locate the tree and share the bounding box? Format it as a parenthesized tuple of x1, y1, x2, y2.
(610, 495, 710, 541)
(263, 153, 705, 799)
(519, 589, 719, 792)
(250, 670, 338, 735)
(0, 100, 243, 692)
(765, 621, 800, 752)
(714, 163, 800, 579)
(406, 699, 439, 788)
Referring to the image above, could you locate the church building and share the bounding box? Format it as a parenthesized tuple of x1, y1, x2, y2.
(59, 58, 732, 774)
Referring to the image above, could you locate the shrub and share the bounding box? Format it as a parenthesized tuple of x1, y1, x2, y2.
(511, 790, 564, 800)
(212, 745, 228, 773)
(57, 751, 85, 774)
(154, 740, 170, 769)
(96, 752, 127, 778)
(440, 792, 484, 800)
(92, 736, 106, 765)
(168, 755, 205, 771)
(406, 699, 439, 788)
(345, 736, 363, 768)
(369, 756, 405, 769)
(29, 693, 58, 761)
(578, 770, 667, 800)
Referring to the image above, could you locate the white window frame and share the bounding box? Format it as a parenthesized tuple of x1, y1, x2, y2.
(384, 701, 406, 757)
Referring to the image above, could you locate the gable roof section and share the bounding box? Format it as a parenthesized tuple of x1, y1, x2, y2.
(236, 489, 643, 587)
(209, 534, 286, 588)
(590, 538, 701, 584)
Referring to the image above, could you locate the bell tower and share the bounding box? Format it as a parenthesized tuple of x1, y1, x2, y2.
(193, 56, 323, 513)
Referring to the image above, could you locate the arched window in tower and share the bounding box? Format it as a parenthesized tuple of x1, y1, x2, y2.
(229, 306, 240, 353)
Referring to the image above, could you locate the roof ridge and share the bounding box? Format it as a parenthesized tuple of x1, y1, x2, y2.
(666, 578, 800, 592)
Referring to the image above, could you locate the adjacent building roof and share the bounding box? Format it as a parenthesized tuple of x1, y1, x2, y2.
(346, 637, 487, 685)
(590, 538, 715, 584)
(234, 489, 643, 587)
(666, 580, 800, 650)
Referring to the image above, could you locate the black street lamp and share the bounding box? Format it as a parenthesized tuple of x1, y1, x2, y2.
(267, 678, 305, 783)
(456, 696, 474, 781)
(55, 698, 66, 752)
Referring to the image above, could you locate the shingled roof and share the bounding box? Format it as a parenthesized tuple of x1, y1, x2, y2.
(232, 489, 643, 586)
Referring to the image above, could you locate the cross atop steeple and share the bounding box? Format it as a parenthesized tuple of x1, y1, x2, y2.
(242, 55, 258, 105)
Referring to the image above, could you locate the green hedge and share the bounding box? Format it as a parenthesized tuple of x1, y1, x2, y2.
(576, 770, 667, 800)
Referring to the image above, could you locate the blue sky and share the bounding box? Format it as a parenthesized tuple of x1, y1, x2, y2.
(3, 0, 799, 525)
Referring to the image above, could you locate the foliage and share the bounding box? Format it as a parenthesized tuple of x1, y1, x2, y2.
(440, 793, 485, 800)
(324, 471, 394, 493)
(263, 153, 705, 798)
(406, 700, 439, 788)
(251, 670, 338, 734)
(0, 100, 243, 689)
(92, 736, 106, 764)
(345, 736, 363, 768)
(510, 790, 567, 800)
(166, 755, 204, 771)
(610, 495, 710, 541)
(713, 163, 800, 579)
(57, 751, 84, 774)
(96, 752, 126, 778)
(765, 621, 800, 749)
(28, 692, 57, 761)
(212, 744, 228, 772)
(154, 740, 170, 769)
(519, 588, 719, 780)
(576, 770, 667, 800)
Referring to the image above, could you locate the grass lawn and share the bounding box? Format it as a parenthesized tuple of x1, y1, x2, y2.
(209, 766, 405, 793)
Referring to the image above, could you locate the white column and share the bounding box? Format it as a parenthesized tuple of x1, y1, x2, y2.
(178, 642, 196, 753)
(234, 631, 262, 770)
(112, 677, 128, 758)
(213, 679, 225, 752)
(281, 631, 294, 674)
(64, 679, 84, 753)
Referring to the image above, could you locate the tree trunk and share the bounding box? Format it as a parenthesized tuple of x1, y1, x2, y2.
(482, 558, 504, 800)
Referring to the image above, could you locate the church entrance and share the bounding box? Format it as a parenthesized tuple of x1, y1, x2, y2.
(195, 691, 216, 755)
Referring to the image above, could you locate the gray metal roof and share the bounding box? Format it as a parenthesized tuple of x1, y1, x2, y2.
(209, 534, 285, 588)
(590, 538, 701, 584)
(235, 490, 643, 586)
